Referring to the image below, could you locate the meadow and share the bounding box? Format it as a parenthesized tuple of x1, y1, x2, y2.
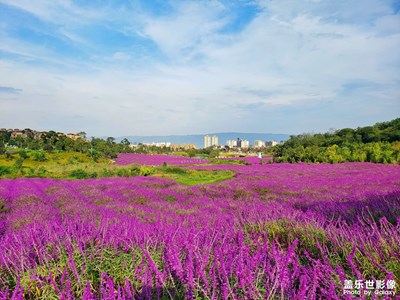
(0, 153, 399, 299)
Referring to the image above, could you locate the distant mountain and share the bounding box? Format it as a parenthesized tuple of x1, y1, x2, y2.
(115, 133, 290, 148)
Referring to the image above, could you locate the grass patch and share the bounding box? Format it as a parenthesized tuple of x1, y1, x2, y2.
(0, 152, 235, 185)
(156, 167, 235, 185)
(210, 158, 245, 165)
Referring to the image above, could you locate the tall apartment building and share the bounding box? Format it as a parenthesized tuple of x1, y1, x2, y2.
(211, 135, 218, 146)
(204, 135, 212, 148)
(204, 135, 219, 148)
(227, 139, 237, 148)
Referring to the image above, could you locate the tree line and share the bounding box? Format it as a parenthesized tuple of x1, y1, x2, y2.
(0, 130, 199, 160)
(272, 118, 400, 164)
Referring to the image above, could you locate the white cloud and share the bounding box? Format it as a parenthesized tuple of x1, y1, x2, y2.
(0, 0, 399, 135)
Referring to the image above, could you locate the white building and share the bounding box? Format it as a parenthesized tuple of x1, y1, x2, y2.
(226, 139, 237, 148)
(211, 135, 219, 147)
(204, 135, 212, 148)
(265, 140, 278, 147)
(204, 135, 219, 148)
(254, 140, 265, 148)
(241, 140, 250, 148)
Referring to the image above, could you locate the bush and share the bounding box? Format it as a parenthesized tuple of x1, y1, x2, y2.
(102, 168, 114, 177)
(139, 166, 155, 176)
(116, 168, 130, 177)
(13, 157, 24, 170)
(26, 168, 35, 177)
(130, 165, 141, 176)
(69, 169, 89, 179)
(164, 166, 186, 174)
(37, 167, 47, 177)
(32, 150, 47, 162)
(0, 166, 12, 176)
(18, 149, 29, 159)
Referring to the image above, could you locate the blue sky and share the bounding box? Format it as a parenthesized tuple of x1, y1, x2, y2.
(0, 0, 399, 136)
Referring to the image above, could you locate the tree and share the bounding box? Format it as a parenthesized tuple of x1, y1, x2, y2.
(18, 149, 29, 159)
(0, 140, 5, 154)
(32, 150, 47, 162)
(87, 149, 102, 162)
(209, 149, 220, 159)
(120, 138, 130, 146)
(107, 137, 115, 144)
(78, 131, 87, 139)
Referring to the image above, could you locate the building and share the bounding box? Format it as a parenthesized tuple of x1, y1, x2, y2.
(66, 133, 81, 140)
(254, 140, 265, 148)
(226, 139, 237, 148)
(204, 135, 218, 148)
(265, 140, 278, 147)
(11, 130, 26, 139)
(211, 135, 218, 147)
(241, 140, 250, 148)
(204, 135, 212, 148)
(170, 144, 196, 151)
(142, 142, 171, 147)
(236, 138, 242, 148)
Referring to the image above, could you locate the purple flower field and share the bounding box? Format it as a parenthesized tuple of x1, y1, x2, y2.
(115, 154, 209, 166)
(0, 160, 399, 299)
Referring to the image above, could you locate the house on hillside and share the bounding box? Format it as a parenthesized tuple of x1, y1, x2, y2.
(11, 130, 27, 139)
(66, 133, 81, 140)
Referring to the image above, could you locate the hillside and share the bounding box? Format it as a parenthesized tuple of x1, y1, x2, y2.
(273, 118, 400, 163)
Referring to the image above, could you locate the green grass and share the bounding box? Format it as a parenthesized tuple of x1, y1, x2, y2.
(0, 152, 235, 185)
(210, 158, 246, 165)
(157, 167, 235, 185)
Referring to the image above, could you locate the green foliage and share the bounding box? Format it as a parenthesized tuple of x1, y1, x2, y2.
(87, 149, 102, 162)
(37, 167, 47, 177)
(69, 169, 90, 179)
(13, 157, 24, 170)
(209, 149, 220, 159)
(130, 165, 141, 176)
(0, 150, 236, 185)
(18, 149, 29, 159)
(160, 169, 235, 185)
(115, 168, 130, 177)
(211, 159, 245, 165)
(163, 166, 187, 174)
(273, 118, 400, 164)
(32, 150, 47, 162)
(0, 165, 12, 176)
(139, 166, 156, 176)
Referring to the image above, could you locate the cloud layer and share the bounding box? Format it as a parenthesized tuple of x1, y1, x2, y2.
(0, 0, 399, 136)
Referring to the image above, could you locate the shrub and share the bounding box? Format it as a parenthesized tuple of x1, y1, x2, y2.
(130, 165, 140, 176)
(37, 167, 47, 177)
(164, 166, 186, 174)
(13, 158, 24, 170)
(18, 149, 29, 159)
(0, 166, 12, 176)
(32, 150, 47, 162)
(139, 166, 155, 176)
(69, 169, 89, 179)
(102, 168, 114, 177)
(116, 168, 130, 177)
